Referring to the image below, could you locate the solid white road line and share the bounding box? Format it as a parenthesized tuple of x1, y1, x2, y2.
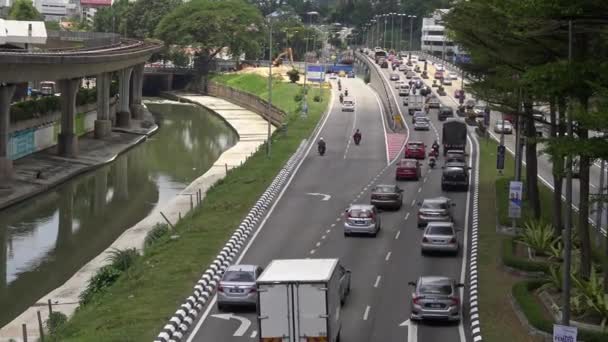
(368, 84, 390, 165)
(363, 305, 371, 320)
(408, 320, 418, 342)
(374, 275, 382, 288)
(186, 84, 337, 342)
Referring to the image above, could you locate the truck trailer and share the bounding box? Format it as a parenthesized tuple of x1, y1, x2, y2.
(442, 120, 468, 156)
(257, 259, 351, 342)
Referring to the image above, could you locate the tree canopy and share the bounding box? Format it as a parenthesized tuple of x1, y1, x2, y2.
(8, 0, 42, 21)
(126, 0, 181, 39)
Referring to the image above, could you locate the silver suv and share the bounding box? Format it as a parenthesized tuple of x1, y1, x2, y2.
(409, 276, 464, 322)
(344, 204, 381, 237)
(417, 197, 455, 227)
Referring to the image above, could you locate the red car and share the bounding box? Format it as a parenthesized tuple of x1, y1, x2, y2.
(434, 70, 444, 79)
(396, 158, 421, 180)
(404, 141, 426, 160)
(454, 89, 465, 99)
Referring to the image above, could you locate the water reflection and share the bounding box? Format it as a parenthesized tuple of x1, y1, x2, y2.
(0, 102, 237, 326)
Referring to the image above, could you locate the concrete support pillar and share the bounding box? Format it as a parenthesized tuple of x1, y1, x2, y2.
(165, 73, 174, 92)
(0, 84, 16, 183)
(58, 78, 80, 157)
(93, 167, 108, 216)
(56, 182, 74, 249)
(117, 67, 133, 127)
(115, 155, 129, 200)
(130, 63, 145, 120)
(95, 72, 112, 139)
(0, 221, 6, 294)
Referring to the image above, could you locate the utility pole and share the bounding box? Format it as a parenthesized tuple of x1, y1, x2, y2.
(596, 159, 605, 247)
(562, 19, 574, 326)
(408, 15, 416, 60)
(267, 19, 273, 156)
(399, 14, 404, 53)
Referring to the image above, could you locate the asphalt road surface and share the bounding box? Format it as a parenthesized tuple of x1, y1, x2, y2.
(186, 61, 478, 342)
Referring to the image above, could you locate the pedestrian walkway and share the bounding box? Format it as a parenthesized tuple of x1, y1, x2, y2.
(387, 133, 407, 162)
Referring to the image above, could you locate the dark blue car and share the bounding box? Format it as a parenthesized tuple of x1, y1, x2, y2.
(347, 71, 355, 78)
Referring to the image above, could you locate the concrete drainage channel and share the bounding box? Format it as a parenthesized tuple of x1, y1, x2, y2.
(154, 141, 309, 342)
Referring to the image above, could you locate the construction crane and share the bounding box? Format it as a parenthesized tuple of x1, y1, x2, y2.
(273, 48, 294, 67)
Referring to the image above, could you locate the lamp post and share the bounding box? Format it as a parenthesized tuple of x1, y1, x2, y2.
(383, 14, 388, 50)
(408, 15, 416, 60)
(391, 13, 396, 51)
(265, 11, 282, 156)
(398, 14, 405, 53)
(303, 11, 318, 108)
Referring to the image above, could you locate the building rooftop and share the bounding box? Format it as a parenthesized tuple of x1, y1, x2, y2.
(0, 19, 47, 46)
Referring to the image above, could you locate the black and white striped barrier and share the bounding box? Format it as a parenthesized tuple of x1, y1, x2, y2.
(469, 140, 483, 342)
(154, 141, 309, 342)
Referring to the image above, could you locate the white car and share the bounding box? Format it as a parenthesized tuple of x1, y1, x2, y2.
(435, 63, 445, 71)
(398, 64, 408, 71)
(494, 120, 513, 134)
(399, 85, 410, 96)
(411, 55, 419, 63)
(329, 73, 338, 80)
(449, 73, 459, 81)
(342, 98, 355, 112)
(395, 80, 406, 89)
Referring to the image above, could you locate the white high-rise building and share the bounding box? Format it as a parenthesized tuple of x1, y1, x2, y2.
(420, 9, 462, 59)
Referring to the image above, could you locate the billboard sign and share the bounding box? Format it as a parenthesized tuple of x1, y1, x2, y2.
(508, 181, 523, 218)
(306, 65, 325, 82)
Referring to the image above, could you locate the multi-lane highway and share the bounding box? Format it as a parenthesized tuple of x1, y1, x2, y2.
(186, 57, 478, 342)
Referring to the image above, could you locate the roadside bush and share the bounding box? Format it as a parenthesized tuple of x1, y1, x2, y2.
(513, 280, 608, 342)
(294, 93, 303, 102)
(79, 265, 122, 305)
(107, 248, 139, 272)
(46, 311, 68, 336)
(572, 267, 608, 328)
(518, 220, 559, 256)
(313, 95, 321, 102)
(501, 238, 551, 274)
(287, 68, 300, 83)
(144, 224, 170, 249)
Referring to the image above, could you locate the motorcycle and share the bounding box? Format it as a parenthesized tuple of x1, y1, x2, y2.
(339, 94, 344, 104)
(318, 144, 326, 156)
(344, 89, 349, 97)
(429, 149, 439, 158)
(429, 157, 437, 168)
(353, 133, 362, 145)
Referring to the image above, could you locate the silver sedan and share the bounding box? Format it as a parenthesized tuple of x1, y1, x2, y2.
(421, 222, 459, 255)
(494, 119, 513, 134)
(409, 276, 464, 322)
(217, 264, 263, 310)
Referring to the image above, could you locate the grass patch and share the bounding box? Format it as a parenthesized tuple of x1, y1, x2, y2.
(49, 74, 330, 341)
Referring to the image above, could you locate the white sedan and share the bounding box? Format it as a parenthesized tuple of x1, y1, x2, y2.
(494, 120, 513, 134)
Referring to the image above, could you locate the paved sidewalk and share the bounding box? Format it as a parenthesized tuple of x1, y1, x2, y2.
(0, 94, 274, 342)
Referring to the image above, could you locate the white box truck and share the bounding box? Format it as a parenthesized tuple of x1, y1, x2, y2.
(256, 259, 351, 342)
(407, 94, 425, 115)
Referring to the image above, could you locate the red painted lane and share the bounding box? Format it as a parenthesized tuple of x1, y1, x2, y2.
(386, 133, 407, 162)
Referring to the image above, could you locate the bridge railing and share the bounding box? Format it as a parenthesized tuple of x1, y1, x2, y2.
(207, 81, 285, 126)
(46, 30, 121, 48)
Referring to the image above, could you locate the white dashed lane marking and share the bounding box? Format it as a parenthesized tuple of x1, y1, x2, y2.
(374, 275, 382, 288)
(385, 251, 392, 261)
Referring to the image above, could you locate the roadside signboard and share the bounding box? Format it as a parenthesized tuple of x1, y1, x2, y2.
(508, 181, 523, 218)
(301, 100, 308, 118)
(496, 145, 505, 170)
(553, 324, 577, 342)
(307, 65, 325, 82)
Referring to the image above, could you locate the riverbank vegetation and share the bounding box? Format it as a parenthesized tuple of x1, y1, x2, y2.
(47, 74, 330, 341)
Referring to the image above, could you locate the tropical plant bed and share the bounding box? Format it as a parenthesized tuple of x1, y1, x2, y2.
(537, 288, 606, 330)
(512, 280, 608, 342)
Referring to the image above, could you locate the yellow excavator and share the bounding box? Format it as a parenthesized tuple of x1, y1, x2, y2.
(273, 48, 294, 67)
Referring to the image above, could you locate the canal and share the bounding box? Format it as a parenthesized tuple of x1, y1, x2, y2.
(0, 101, 238, 327)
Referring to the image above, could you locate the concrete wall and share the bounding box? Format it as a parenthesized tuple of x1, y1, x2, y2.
(8, 97, 117, 160)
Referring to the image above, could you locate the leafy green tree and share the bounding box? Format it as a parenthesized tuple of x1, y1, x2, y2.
(93, 0, 131, 34)
(126, 0, 181, 39)
(156, 0, 263, 91)
(8, 0, 42, 21)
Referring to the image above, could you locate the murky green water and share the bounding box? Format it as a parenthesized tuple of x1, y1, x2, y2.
(0, 101, 237, 327)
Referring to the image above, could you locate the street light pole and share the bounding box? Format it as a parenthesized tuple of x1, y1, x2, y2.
(409, 15, 415, 52)
(391, 13, 395, 51)
(267, 19, 273, 156)
(399, 14, 404, 53)
(562, 19, 574, 326)
(383, 15, 388, 50)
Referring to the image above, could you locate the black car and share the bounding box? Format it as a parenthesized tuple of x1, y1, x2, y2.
(438, 106, 454, 121)
(441, 164, 470, 191)
(370, 184, 404, 210)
